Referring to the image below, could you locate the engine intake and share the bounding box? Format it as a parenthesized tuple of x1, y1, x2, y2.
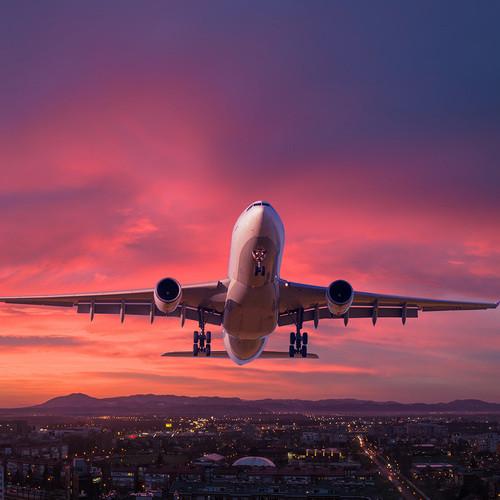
(154, 277, 182, 314)
(326, 279, 354, 316)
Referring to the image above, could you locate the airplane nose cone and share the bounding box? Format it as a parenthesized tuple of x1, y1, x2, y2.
(249, 206, 265, 228)
(240, 201, 283, 239)
(249, 206, 279, 238)
(252, 204, 273, 224)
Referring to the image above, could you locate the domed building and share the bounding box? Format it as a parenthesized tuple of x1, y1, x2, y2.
(232, 456, 276, 467)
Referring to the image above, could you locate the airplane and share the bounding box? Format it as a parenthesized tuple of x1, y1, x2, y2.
(0, 200, 498, 365)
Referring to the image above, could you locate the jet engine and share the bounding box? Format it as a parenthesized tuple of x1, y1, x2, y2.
(154, 277, 182, 314)
(326, 279, 354, 316)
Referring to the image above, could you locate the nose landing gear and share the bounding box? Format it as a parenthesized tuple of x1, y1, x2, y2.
(252, 248, 267, 277)
(254, 263, 266, 277)
(289, 309, 309, 358)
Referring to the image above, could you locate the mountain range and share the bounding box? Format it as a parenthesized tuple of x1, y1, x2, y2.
(1, 393, 500, 417)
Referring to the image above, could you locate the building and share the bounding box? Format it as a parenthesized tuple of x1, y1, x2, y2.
(0, 421, 30, 438)
(232, 457, 276, 467)
(193, 453, 225, 466)
(301, 431, 320, 445)
(411, 462, 457, 486)
(0, 464, 4, 500)
(170, 464, 378, 498)
(111, 467, 136, 489)
(288, 448, 343, 464)
(143, 467, 172, 490)
(72, 457, 87, 476)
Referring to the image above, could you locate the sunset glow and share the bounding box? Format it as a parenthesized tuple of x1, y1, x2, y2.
(1, 2, 499, 406)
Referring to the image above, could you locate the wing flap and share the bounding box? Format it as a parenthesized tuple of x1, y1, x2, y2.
(278, 306, 419, 326)
(74, 302, 223, 324)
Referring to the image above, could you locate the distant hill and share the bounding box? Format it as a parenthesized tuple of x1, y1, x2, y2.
(1, 393, 499, 417)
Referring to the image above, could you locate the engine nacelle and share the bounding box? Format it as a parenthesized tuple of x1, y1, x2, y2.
(154, 277, 182, 314)
(326, 279, 354, 316)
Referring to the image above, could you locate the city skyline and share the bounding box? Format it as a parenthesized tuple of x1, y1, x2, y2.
(1, 2, 499, 406)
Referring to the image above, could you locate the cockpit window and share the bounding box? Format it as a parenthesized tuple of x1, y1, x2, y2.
(246, 201, 271, 211)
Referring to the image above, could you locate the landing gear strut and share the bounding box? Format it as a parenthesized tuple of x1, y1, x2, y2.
(193, 309, 211, 357)
(289, 309, 308, 358)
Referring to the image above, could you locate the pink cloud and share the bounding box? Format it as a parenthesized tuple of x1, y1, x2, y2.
(0, 51, 498, 406)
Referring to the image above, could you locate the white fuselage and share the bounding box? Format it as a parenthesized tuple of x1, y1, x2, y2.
(222, 201, 285, 364)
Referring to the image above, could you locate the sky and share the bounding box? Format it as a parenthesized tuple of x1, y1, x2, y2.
(0, 1, 499, 407)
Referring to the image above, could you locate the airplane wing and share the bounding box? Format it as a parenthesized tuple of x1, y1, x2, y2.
(0, 280, 228, 326)
(278, 280, 498, 326)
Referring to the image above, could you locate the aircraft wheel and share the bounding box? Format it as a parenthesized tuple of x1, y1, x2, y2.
(302, 332, 308, 345)
(301, 345, 308, 358)
(205, 344, 211, 357)
(289, 345, 295, 358)
(193, 344, 199, 357)
(290, 332, 296, 345)
(206, 331, 212, 344)
(295, 332, 302, 350)
(193, 331, 199, 343)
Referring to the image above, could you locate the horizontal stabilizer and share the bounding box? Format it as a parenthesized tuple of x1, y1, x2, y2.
(162, 350, 319, 359)
(162, 351, 229, 358)
(260, 351, 319, 359)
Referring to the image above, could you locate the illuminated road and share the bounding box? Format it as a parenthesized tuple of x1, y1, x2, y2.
(357, 435, 430, 500)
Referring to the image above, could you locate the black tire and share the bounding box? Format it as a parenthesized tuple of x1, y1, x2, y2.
(193, 344, 199, 357)
(296, 336, 302, 350)
(205, 344, 211, 357)
(206, 331, 212, 344)
(289, 345, 295, 358)
(193, 331, 199, 344)
(302, 332, 308, 345)
(301, 345, 308, 358)
(290, 332, 296, 345)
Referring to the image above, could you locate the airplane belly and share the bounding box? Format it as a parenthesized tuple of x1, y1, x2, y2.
(223, 332, 268, 365)
(223, 280, 278, 340)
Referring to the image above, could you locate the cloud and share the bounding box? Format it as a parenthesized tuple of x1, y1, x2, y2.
(0, 335, 85, 348)
(0, 1, 498, 405)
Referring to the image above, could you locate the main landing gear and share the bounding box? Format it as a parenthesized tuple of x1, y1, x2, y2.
(193, 309, 211, 357)
(193, 330, 211, 356)
(289, 309, 308, 358)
